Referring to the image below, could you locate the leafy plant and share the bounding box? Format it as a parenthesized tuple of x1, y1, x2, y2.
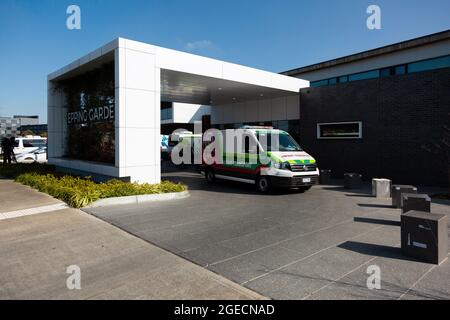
(1, 164, 187, 208)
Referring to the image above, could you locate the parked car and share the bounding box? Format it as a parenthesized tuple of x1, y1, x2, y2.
(161, 134, 170, 160)
(15, 147, 47, 163)
(13, 136, 47, 155)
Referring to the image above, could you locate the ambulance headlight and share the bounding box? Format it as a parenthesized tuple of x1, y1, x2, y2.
(273, 162, 290, 170)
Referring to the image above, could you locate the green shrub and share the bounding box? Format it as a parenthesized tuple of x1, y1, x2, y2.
(3, 164, 187, 208)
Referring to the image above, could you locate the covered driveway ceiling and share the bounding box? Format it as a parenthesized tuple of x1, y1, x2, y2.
(161, 69, 299, 106)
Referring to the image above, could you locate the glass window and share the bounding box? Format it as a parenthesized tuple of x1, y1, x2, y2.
(348, 70, 380, 82)
(408, 55, 450, 73)
(329, 78, 337, 85)
(23, 139, 47, 148)
(310, 79, 329, 87)
(160, 108, 173, 120)
(395, 65, 406, 75)
(257, 132, 302, 152)
(380, 68, 392, 77)
(317, 122, 362, 139)
(339, 76, 348, 83)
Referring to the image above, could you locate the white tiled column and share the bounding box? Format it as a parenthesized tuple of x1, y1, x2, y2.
(47, 81, 67, 158)
(115, 46, 161, 184)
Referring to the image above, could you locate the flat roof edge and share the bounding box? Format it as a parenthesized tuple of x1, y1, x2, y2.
(48, 38, 122, 81)
(281, 29, 450, 76)
(47, 37, 308, 92)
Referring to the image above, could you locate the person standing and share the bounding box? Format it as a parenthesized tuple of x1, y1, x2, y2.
(9, 137, 16, 164)
(1, 137, 11, 165)
(1, 137, 8, 165)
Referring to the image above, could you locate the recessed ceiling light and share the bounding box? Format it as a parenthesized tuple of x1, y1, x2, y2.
(218, 87, 222, 90)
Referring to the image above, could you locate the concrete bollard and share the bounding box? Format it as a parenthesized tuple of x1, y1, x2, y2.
(401, 193, 431, 214)
(319, 169, 332, 185)
(372, 178, 392, 198)
(401, 211, 448, 265)
(344, 173, 362, 189)
(392, 185, 417, 208)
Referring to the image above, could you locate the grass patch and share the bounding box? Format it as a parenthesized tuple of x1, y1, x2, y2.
(1, 164, 187, 208)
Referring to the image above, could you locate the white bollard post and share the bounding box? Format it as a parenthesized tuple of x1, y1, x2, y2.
(372, 178, 392, 198)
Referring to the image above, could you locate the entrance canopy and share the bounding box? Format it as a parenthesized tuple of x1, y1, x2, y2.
(161, 69, 300, 105)
(48, 38, 309, 183)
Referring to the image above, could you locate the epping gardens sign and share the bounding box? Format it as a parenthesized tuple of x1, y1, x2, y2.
(67, 105, 115, 125)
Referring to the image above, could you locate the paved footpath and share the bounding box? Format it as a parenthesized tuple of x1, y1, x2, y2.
(0, 179, 265, 299)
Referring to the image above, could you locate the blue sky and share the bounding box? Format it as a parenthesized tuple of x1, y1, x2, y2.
(0, 0, 449, 123)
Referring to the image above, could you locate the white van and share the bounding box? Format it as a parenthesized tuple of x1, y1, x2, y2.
(13, 136, 47, 155)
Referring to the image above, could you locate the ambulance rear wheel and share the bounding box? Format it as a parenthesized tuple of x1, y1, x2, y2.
(205, 169, 216, 184)
(256, 176, 271, 193)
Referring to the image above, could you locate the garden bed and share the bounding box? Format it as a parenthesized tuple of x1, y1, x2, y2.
(0, 164, 187, 208)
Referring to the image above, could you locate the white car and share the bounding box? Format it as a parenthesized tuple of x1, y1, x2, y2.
(15, 147, 48, 163)
(13, 136, 47, 155)
(161, 134, 170, 160)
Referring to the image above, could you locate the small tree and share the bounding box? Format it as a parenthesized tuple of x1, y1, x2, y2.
(21, 130, 35, 137)
(422, 112, 450, 194)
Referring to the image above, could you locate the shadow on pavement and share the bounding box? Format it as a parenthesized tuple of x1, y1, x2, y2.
(345, 194, 374, 198)
(338, 241, 420, 263)
(354, 216, 400, 227)
(321, 186, 371, 195)
(358, 203, 395, 209)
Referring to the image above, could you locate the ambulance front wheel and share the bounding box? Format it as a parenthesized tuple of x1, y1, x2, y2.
(256, 175, 272, 193)
(205, 169, 216, 184)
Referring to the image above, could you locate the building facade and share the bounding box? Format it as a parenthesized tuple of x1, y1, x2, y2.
(282, 30, 450, 187)
(47, 38, 307, 183)
(47, 31, 449, 187)
(0, 115, 45, 138)
(0, 117, 21, 138)
(13, 115, 39, 126)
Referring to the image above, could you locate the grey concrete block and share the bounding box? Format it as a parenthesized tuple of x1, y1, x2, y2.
(320, 170, 332, 185)
(372, 178, 392, 198)
(401, 211, 448, 265)
(392, 185, 417, 208)
(401, 193, 431, 214)
(344, 173, 362, 189)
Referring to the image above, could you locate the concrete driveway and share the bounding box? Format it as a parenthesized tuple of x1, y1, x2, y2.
(85, 168, 450, 300)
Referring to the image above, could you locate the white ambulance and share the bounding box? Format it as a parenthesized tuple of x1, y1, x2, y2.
(203, 126, 319, 193)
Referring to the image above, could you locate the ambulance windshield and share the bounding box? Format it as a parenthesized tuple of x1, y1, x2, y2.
(257, 132, 302, 152)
